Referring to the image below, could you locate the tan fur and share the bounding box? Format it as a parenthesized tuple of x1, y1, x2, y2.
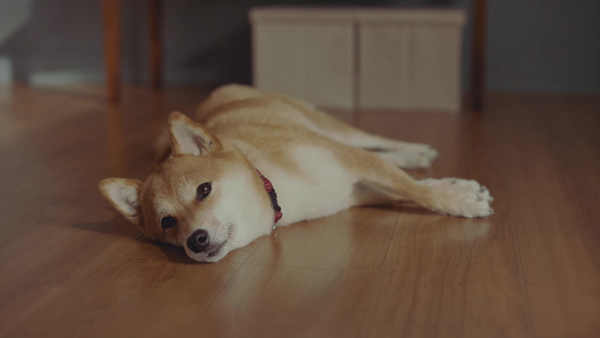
(100, 84, 493, 262)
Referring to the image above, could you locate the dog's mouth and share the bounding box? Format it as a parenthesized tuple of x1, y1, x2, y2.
(207, 240, 227, 258)
(207, 223, 235, 259)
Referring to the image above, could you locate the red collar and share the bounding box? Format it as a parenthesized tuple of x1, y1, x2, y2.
(257, 170, 282, 229)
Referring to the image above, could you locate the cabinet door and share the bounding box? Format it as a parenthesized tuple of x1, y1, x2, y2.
(412, 26, 463, 112)
(253, 23, 354, 110)
(359, 24, 463, 113)
(359, 25, 411, 110)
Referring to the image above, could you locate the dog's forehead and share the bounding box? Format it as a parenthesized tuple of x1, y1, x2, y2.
(165, 154, 230, 176)
(147, 156, 216, 186)
(142, 155, 230, 204)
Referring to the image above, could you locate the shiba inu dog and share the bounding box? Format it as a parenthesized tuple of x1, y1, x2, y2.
(99, 85, 493, 263)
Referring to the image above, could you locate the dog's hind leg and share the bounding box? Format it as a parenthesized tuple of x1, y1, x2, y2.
(273, 94, 438, 168)
(371, 150, 438, 169)
(307, 112, 438, 169)
(347, 150, 493, 218)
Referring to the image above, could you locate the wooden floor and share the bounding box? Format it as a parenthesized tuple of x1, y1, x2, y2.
(0, 84, 599, 338)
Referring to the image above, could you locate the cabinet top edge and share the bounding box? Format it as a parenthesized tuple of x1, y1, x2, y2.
(249, 7, 466, 26)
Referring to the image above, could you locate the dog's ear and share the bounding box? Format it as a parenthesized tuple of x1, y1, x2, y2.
(99, 178, 143, 225)
(168, 111, 222, 156)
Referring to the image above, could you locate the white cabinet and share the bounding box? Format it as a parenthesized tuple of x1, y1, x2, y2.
(250, 7, 466, 113)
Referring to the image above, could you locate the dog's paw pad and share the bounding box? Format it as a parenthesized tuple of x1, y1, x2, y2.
(429, 187, 494, 218)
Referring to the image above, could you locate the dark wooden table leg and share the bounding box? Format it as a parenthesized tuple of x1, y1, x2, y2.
(102, 0, 121, 101)
(471, 0, 487, 111)
(148, 0, 163, 88)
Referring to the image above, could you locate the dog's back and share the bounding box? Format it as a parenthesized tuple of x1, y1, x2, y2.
(155, 84, 315, 162)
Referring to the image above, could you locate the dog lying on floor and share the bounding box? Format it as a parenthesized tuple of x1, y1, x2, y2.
(99, 84, 493, 263)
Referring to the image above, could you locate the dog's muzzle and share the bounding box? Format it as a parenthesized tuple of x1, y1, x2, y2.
(187, 229, 210, 253)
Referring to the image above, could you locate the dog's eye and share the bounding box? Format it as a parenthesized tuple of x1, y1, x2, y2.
(160, 216, 177, 229)
(197, 182, 211, 199)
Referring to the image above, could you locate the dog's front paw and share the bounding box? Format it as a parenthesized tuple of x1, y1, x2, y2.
(421, 178, 494, 217)
(435, 190, 494, 218)
(420, 178, 494, 202)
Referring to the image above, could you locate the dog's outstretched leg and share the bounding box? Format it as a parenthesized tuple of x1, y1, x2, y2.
(274, 94, 438, 168)
(373, 150, 438, 169)
(311, 116, 439, 169)
(352, 152, 493, 218)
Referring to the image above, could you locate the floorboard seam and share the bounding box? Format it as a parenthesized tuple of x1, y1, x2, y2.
(510, 206, 535, 337)
(353, 211, 401, 338)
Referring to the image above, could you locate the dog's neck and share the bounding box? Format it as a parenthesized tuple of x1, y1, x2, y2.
(256, 170, 282, 229)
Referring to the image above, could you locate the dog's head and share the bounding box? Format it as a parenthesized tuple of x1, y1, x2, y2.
(99, 112, 274, 262)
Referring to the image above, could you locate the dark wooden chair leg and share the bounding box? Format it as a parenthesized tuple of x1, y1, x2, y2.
(102, 0, 122, 101)
(148, 0, 163, 88)
(471, 0, 486, 111)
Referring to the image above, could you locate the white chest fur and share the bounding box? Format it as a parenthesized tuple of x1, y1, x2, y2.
(253, 145, 357, 226)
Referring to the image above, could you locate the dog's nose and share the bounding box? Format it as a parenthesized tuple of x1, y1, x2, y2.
(187, 229, 210, 253)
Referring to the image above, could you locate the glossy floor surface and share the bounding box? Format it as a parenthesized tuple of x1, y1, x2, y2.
(1, 84, 599, 338)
